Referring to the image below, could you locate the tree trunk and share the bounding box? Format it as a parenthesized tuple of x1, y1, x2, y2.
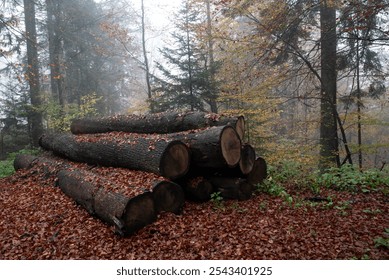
(14, 154, 39, 171)
(175, 176, 214, 202)
(209, 177, 253, 201)
(14, 154, 71, 179)
(46, 0, 65, 108)
(238, 144, 256, 175)
(247, 157, 268, 188)
(57, 169, 156, 236)
(24, 0, 44, 147)
(14, 153, 185, 214)
(70, 111, 245, 139)
(319, 1, 339, 170)
(206, 0, 218, 113)
(39, 133, 190, 179)
(195, 143, 255, 178)
(168, 125, 241, 169)
(152, 180, 185, 214)
(141, 0, 153, 111)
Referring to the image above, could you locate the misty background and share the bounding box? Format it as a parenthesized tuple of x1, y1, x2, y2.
(1, 0, 389, 171)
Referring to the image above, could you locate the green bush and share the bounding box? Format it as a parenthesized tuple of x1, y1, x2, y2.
(316, 164, 389, 191)
(0, 159, 15, 178)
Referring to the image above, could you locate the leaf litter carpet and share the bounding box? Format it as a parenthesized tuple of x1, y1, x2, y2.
(0, 168, 388, 260)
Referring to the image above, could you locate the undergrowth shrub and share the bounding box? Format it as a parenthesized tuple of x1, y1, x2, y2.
(316, 164, 389, 192)
(257, 161, 389, 197)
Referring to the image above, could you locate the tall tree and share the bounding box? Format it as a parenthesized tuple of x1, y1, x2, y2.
(46, 0, 65, 108)
(205, 0, 218, 113)
(23, 0, 44, 146)
(319, 0, 339, 169)
(151, 0, 219, 112)
(140, 0, 153, 111)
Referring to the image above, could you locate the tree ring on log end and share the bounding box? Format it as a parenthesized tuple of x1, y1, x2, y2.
(121, 192, 156, 235)
(153, 181, 185, 214)
(159, 140, 190, 179)
(239, 144, 256, 175)
(220, 126, 241, 167)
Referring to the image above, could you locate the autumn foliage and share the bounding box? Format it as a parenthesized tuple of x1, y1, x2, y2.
(1, 165, 388, 259)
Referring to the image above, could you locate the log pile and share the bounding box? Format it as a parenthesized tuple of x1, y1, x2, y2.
(14, 111, 267, 236)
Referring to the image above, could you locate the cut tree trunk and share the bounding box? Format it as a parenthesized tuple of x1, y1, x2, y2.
(209, 143, 256, 177)
(39, 133, 190, 179)
(71, 111, 245, 140)
(168, 125, 241, 169)
(14, 154, 39, 171)
(57, 169, 156, 236)
(239, 144, 256, 175)
(247, 157, 268, 188)
(175, 176, 214, 202)
(14, 154, 71, 179)
(209, 177, 253, 201)
(152, 180, 185, 214)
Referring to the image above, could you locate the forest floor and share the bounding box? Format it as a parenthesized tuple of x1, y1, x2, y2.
(0, 168, 388, 260)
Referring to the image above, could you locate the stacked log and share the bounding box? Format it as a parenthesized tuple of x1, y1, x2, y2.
(14, 154, 185, 235)
(71, 111, 245, 140)
(14, 111, 267, 236)
(57, 169, 156, 236)
(39, 133, 190, 180)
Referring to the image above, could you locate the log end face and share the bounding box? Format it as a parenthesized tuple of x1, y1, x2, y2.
(160, 141, 190, 179)
(121, 192, 157, 236)
(153, 181, 185, 214)
(247, 157, 268, 187)
(182, 177, 214, 202)
(239, 144, 256, 175)
(220, 126, 241, 168)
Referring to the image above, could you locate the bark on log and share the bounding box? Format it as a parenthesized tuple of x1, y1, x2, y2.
(152, 180, 185, 214)
(39, 133, 190, 179)
(14, 154, 72, 179)
(71, 111, 245, 139)
(57, 169, 156, 236)
(209, 177, 253, 201)
(175, 176, 214, 202)
(168, 125, 241, 169)
(14, 154, 39, 171)
(247, 157, 268, 187)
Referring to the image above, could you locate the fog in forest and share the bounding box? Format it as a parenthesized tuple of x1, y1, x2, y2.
(1, 0, 389, 171)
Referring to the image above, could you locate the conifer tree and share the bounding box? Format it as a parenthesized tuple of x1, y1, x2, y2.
(151, 0, 219, 112)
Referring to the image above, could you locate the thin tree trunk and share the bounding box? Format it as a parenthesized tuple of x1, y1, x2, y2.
(141, 0, 153, 111)
(206, 0, 218, 113)
(356, 37, 363, 170)
(319, 1, 339, 170)
(46, 0, 64, 107)
(24, 0, 44, 146)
